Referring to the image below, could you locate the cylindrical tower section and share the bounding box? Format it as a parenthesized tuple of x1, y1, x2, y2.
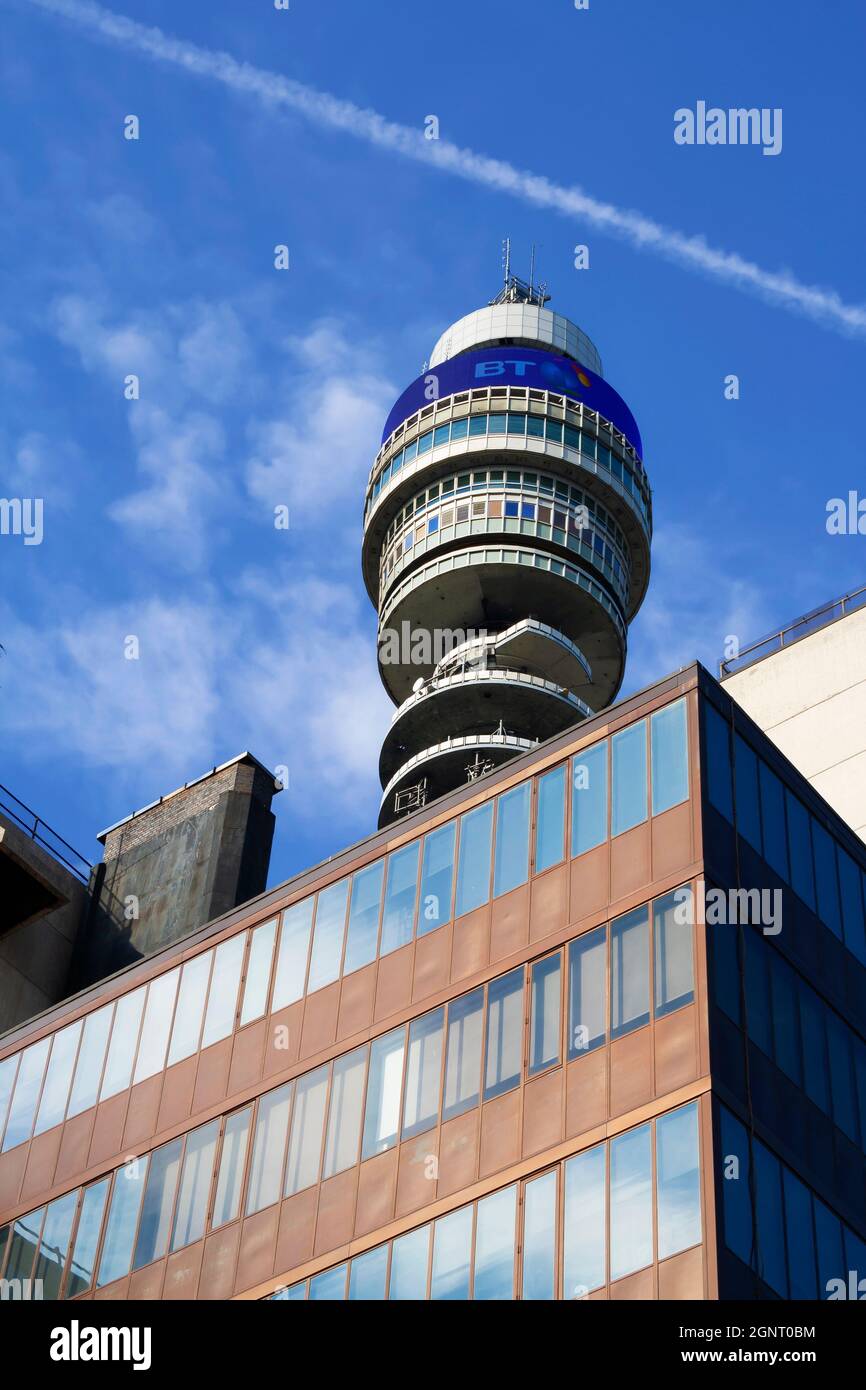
(364, 283, 652, 827)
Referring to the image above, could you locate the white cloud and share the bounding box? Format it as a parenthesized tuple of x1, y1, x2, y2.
(245, 319, 395, 521)
(0, 564, 390, 823)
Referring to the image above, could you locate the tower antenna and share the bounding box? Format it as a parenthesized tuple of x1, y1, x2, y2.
(502, 236, 511, 287)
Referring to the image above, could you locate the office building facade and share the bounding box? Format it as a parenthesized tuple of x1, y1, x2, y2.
(2, 662, 865, 1301)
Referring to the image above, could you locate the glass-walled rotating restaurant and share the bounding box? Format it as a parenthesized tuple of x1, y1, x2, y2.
(1, 664, 865, 1300)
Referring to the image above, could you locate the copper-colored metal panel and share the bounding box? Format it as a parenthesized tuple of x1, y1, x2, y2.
(198, 1223, 241, 1301)
(450, 904, 490, 983)
(522, 1067, 563, 1158)
(163, 1240, 204, 1300)
(412, 923, 452, 1003)
(0, 1144, 27, 1210)
(569, 844, 609, 924)
(262, 1002, 302, 1079)
(565, 1050, 608, 1139)
(654, 1004, 699, 1097)
(436, 1109, 480, 1198)
(336, 964, 376, 1041)
(489, 884, 530, 963)
(609, 1029, 653, 1118)
(19, 1125, 62, 1202)
(234, 1205, 280, 1294)
(651, 799, 693, 882)
(93, 1276, 131, 1300)
(54, 1110, 95, 1187)
(658, 1244, 705, 1300)
(128, 1260, 166, 1300)
(191, 1038, 233, 1116)
(314, 1167, 358, 1257)
(609, 822, 651, 903)
(354, 1147, 398, 1237)
(395, 1133, 439, 1219)
(374, 944, 414, 1022)
(298, 982, 340, 1060)
(529, 863, 568, 944)
(274, 1188, 318, 1274)
(228, 1019, 267, 1095)
(479, 1088, 521, 1177)
(587, 1287, 608, 1300)
(155, 1057, 197, 1133)
(609, 1265, 655, 1300)
(88, 1092, 128, 1167)
(122, 1075, 162, 1151)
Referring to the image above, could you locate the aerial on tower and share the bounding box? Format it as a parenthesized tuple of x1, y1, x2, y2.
(362, 259, 652, 827)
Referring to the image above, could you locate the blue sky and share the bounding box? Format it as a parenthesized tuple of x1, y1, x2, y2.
(0, 0, 864, 891)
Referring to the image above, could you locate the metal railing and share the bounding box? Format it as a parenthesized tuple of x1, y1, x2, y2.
(0, 783, 92, 884)
(719, 582, 866, 678)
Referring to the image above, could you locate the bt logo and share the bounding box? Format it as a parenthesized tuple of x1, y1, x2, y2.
(474, 358, 593, 393)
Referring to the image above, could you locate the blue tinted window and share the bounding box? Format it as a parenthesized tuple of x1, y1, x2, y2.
(455, 803, 493, 917)
(418, 822, 455, 935)
(563, 1145, 606, 1296)
(568, 926, 606, 1057)
(417, 431, 432, 455)
(654, 888, 694, 1017)
(35, 1191, 77, 1300)
(743, 929, 773, 1057)
(522, 1171, 556, 1300)
(348, 1245, 388, 1300)
(431, 1206, 472, 1300)
(507, 414, 526, 434)
(753, 1140, 787, 1296)
(610, 1124, 652, 1281)
(133, 1139, 183, 1271)
(309, 1264, 347, 1300)
(450, 417, 468, 440)
(759, 762, 788, 879)
(826, 1013, 858, 1142)
(651, 699, 689, 815)
(812, 823, 842, 939)
(380, 842, 419, 956)
(734, 736, 762, 853)
(504, 500, 519, 518)
(527, 415, 545, 437)
(307, 879, 349, 992)
(389, 1225, 430, 1299)
(611, 721, 647, 836)
(786, 792, 815, 909)
(720, 1108, 752, 1265)
(704, 703, 733, 821)
(656, 1103, 702, 1260)
(712, 921, 740, 1025)
(535, 765, 566, 872)
(530, 955, 561, 1075)
(468, 415, 487, 437)
(838, 849, 866, 964)
(97, 1165, 146, 1288)
(770, 954, 802, 1086)
(64, 1179, 109, 1299)
(799, 987, 830, 1114)
(814, 1199, 845, 1296)
(493, 783, 530, 898)
(343, 861, 384, 975)
(473, 1186, 516, 1300)
(487, 414, 506, 434)
(610, 906, 650, 1038)
(571, 741, 608, 855)
(545, 419, 563, 443)
(483, 969, 523, 1100)
(853, 1039, 866, 1146)
(783, 1169, 817, 1299)
(433, 425, 449, 446)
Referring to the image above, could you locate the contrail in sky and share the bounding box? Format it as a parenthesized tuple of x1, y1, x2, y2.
(19, 0, 866, 339)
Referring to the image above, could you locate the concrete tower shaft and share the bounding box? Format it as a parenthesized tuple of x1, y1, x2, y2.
(363, 285, 652, 827)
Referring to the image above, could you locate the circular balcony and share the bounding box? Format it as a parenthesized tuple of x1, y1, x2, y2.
(379, 732, 539, 828)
